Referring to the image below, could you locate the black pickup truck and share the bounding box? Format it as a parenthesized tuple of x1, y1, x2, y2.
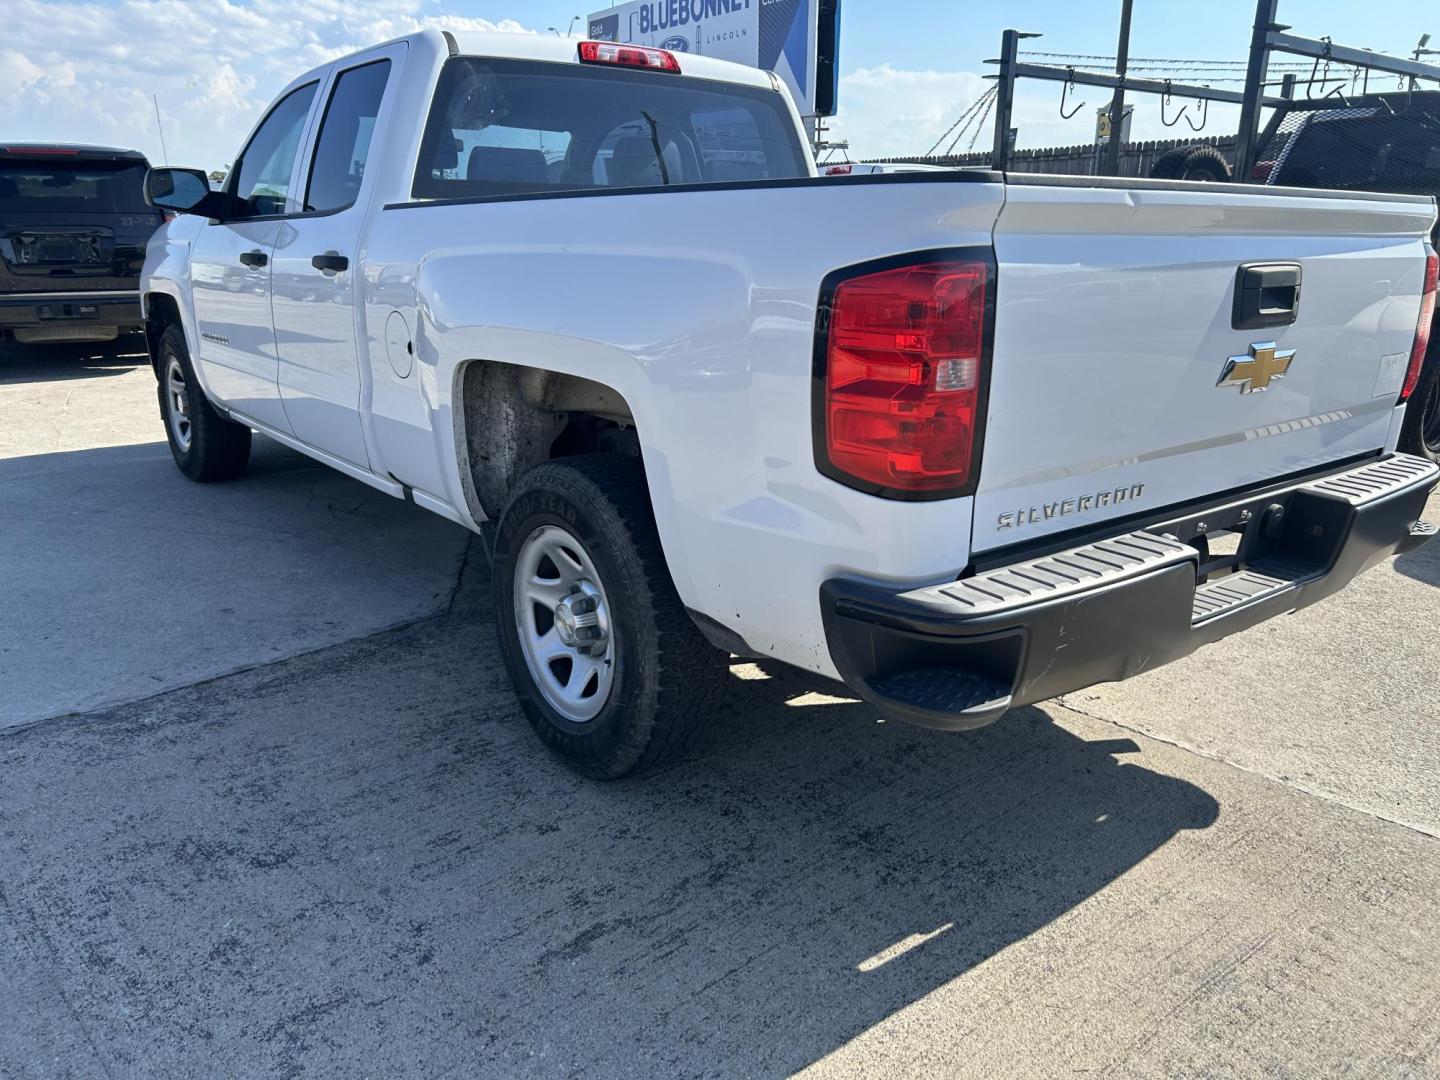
(1252, 93, 1440, 463)
(0, 144, 165, 350)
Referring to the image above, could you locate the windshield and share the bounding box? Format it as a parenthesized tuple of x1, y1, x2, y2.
(412, 58, 809, 200)
(0, 160, 152, 213)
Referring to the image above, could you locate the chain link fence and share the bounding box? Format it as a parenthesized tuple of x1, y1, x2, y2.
(1251, 91, 1440, 195)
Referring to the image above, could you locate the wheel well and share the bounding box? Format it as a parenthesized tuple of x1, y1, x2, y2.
(144, 293, 183, 375)
(458, 360, 639, 522)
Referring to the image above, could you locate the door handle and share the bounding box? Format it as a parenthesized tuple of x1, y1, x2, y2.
(238, 249, 268, 268)
(311, 252, 349, 273)
(1233, 262, 1302, 330)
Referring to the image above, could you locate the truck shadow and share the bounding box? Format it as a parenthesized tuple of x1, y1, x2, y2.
(0, 334, 148, 383)
(1394, 536, 1440, 587)
(0, 437, 469, 730)
(0, 601, 1221, 1077)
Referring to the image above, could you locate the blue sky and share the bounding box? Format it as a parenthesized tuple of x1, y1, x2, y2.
(2, 0, 1435, 168)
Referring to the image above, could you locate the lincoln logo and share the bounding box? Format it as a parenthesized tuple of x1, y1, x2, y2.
(1218, 342, 1296, 394)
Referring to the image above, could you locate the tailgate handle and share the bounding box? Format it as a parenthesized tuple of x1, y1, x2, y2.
(1233, 262, 1302, 331)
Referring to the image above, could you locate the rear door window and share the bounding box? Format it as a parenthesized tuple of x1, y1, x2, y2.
(412, 58, 807, 199)
(0, 160, 150, 213)
(304, 60, 392, 214)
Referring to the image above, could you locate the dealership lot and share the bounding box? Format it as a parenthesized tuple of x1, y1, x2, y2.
(3, 344, 1439, 1078)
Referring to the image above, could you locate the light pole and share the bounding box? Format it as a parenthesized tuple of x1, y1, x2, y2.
(548, 16, 582, 38)
(1413, 34, 1437, 91)
(1104, 0, 1135, 177)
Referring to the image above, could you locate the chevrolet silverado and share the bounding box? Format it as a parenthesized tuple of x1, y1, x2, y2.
(141, 31, 1439, 777)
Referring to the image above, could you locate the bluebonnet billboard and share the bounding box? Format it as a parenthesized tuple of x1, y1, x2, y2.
(587, 0, 833, 121)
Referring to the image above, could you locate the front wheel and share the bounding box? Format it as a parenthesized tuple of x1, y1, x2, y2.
(492, 454, 728, 779)
(156, 323, 251, 481)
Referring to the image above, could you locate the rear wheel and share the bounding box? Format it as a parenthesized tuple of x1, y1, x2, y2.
(492, 454, 728, 779)
(156, 323, 251, 481)
(1399, 347, 1440, 463)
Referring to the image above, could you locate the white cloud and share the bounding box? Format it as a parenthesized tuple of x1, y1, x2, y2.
(0, 50, 46, 99)
(0, 1, 535, 169)
(829, 65, 992, 159)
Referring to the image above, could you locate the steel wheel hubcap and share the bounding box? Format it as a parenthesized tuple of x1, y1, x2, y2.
(166, 357, 192, 452)
(513, 524, 615, 723)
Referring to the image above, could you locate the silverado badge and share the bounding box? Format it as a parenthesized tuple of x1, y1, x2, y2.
(1218, 342, 1296, 394)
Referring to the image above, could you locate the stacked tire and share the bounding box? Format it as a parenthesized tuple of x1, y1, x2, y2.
(1148, 145, 1233, 183)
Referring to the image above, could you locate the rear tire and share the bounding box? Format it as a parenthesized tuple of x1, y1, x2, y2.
(1399, 346, 1440, 464)
(492, 454, 728, 779)
(156, 323, 251, 482)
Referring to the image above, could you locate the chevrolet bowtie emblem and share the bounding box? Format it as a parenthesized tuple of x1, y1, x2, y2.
(1218, 342, 1296, 394)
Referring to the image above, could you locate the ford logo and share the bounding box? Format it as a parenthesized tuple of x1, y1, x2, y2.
(659, 35, 690, 52)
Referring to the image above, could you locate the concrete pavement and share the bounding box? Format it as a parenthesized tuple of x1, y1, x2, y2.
(2, 342, 1438, 1078)
(1066, 486, 1440, 837)
(0, 341, 471, 729)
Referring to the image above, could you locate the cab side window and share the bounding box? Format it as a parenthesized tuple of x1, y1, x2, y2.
(304, 60, 392, 214)
(230, 83, 318, 218)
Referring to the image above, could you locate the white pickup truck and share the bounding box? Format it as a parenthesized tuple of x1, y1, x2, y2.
(141, 31, 1439, 778)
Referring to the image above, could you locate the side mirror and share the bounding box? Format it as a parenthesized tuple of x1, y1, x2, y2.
(145, 167, 227, 218)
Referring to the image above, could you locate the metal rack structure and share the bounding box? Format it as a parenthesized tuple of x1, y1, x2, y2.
(984, 0, 1440, 178)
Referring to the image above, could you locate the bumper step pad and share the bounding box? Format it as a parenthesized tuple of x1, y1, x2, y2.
(1306, 455, 1437, 505)
(1190, 565, 1306, 623)
(908, 531, 1194, 615)
(869, 668, 1012, 716)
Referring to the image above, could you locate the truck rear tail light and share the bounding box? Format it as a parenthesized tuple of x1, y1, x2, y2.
(577, 41, 681, 74)
(1400, 245, 1438, 403)
(814, 253, 994, 499)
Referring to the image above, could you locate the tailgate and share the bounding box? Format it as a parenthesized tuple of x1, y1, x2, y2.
(972, 180, 1437, 553)
(0, 211, 158, 293)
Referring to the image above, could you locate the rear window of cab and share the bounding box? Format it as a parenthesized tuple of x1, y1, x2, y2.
(411, 57, 809, 200)
(0, 160, 151, 213)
